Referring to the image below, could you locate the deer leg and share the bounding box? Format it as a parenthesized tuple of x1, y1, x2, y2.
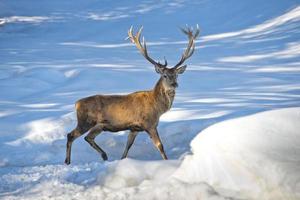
(65, 127, 84, 165)
(84, 124, 108, 161)
(121, 131, 138, 159)
(147, 128, 168, 160)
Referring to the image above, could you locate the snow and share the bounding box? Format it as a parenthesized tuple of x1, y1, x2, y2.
(0, 16, 51, 25)
(1, 0, 300, 199)
(218, 42, 300, 63)
(1, 108, 299, 200)
(174, 107, 300, 199)
(202, 6, 300, 42)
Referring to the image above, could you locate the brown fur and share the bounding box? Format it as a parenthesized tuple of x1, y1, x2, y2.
(65, 77, 173, 164)
(77, 77, 173, 132)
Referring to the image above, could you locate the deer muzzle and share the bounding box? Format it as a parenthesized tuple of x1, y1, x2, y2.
(171, 82, 178, 88)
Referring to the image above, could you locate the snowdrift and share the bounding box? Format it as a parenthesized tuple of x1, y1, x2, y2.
(174, 107, 300, 199)
(1, 108, 299, 200)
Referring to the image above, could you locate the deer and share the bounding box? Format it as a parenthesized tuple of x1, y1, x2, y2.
(65, 25, 199, 165)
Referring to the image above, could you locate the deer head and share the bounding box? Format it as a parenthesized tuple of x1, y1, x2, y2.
(127, 25, 200, 89)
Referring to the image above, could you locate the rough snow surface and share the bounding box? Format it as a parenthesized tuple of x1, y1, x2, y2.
(0, 159, 229, 200)
(1, 108, 299, 200)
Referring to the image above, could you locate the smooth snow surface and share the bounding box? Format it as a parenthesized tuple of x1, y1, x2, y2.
(175, 107, 300, 200)
(1, 0, 300, 199)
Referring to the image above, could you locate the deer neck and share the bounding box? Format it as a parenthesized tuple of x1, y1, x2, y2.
(153, 77, 176, 114)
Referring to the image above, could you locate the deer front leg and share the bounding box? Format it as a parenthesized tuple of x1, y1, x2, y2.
(121, 131, 138, 159)
(65, 127, 85, 165)
(147, 128, 168, 160)
(84, 124, 108, 161)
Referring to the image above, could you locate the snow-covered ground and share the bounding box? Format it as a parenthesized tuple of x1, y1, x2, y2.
(1, 108, 299, 200)
(0, 0, 300, 199)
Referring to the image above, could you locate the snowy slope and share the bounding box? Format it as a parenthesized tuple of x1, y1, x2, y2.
(1, 108, 299, 200)
(174, 107, 300, 200)
(0, 0, 300, 199)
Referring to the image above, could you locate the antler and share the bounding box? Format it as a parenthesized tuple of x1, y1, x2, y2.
(173, 25, 200, 69)
(127, 26, 167, 67)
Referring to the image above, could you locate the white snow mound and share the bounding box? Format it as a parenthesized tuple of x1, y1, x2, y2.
(174, 107, 300, 200)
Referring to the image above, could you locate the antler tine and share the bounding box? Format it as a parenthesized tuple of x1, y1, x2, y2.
(162, 57, 168, 67)
(174, 25, 200, 69)
(136, 26, 143, 43)
(193, 26, 200, 39)
(181, 27, 192, 37)
(127, 26, 166, 68)
(127, 26, 134, 43)
(142, 36, 147, 56)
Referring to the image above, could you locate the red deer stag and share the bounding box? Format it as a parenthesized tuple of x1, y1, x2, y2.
(65, 26, 199, 164)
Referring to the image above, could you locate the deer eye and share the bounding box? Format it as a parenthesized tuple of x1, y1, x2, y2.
(163, 74, 167, 78)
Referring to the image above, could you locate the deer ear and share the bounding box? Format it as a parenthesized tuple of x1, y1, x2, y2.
(176, 65, 187, 74)
(155, 65, 164, 74)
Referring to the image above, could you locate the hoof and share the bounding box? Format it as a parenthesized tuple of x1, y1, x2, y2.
(65, 158, 70, 165)
(102, 153, 108, 161)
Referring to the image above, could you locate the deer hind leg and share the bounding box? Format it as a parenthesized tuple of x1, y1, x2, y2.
(65, 126, 85, 165)
(121, 131, 138, 159)
(84, 124, 108, 161)
(147, 128, 168, 160)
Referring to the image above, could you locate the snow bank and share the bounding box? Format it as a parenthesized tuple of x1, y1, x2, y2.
(1, 108, 299, 200)
(174, 107, 300, 200)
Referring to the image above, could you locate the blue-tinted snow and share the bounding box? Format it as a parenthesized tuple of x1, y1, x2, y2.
(0, 0, 299, 199)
